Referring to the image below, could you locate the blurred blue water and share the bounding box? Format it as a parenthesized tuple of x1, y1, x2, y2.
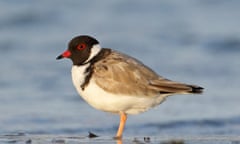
(0, 0, 240, 137)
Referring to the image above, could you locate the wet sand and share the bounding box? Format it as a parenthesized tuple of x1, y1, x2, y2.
(1, 133, 240, 144)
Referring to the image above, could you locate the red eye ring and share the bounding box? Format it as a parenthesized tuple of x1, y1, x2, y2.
(76, 43, 86, 50)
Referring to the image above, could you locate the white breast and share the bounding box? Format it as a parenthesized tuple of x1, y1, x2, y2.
(71, 65, 166, 114)
(71, 64, 90, 90)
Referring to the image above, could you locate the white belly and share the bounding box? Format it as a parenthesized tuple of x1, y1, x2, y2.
(71, 65, 166, 114)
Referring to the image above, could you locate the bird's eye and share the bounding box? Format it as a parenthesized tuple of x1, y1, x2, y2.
(76, 43, 86, 50)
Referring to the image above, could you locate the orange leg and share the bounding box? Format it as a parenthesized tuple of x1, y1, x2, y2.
(115, 112, 127, 139)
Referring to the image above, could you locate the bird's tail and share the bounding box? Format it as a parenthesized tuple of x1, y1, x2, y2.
(187, 85, 204, 94)
(149, 79, 204, 95)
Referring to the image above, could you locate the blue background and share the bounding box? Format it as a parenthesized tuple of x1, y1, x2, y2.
(0, 0, 240, 136)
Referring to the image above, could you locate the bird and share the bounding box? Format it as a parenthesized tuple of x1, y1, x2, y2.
(56, 35, 203, 139)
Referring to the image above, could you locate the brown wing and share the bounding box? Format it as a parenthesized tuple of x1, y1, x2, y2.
(92, 50, 203, 97)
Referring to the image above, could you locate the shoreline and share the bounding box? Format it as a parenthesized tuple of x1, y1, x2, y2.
(1, 134, 240, 144)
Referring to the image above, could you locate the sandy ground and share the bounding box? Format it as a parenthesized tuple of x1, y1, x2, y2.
(1, 134, 240, 144)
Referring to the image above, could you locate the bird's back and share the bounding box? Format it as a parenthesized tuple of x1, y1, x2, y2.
(92, 48, 203, 97)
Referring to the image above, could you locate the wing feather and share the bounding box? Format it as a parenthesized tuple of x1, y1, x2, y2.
(92, 50, 203, 96)
(92, 50, 159, 96)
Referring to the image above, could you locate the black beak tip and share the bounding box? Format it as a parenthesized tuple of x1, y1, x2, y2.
(56, 55, 63, 60)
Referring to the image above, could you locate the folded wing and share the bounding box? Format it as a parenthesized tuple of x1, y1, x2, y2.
(92, 49, 203, 97)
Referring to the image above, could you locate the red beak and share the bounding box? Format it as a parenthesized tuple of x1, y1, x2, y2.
(56, 50, 71, 60)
